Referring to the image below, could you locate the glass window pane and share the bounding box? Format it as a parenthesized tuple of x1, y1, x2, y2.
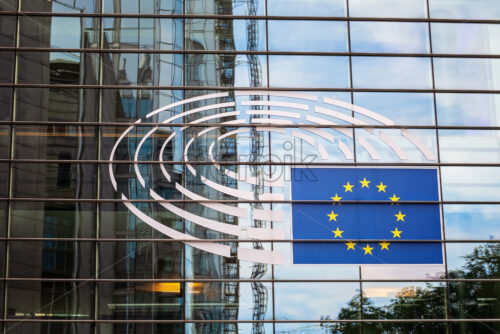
(104, 0, 182, 14)
(0, 88, 12, 121)
(186, 19, 266, 51)
(436, 93, 500, 126)
(16, 88, 99, 122)
(186, 0, 263, 15)
(439, 130, 500, 163)
(268, 20, 347, 52)
(268, 0, 346, 16)
(429, 0, 500, 20)
(434, 58, 500, 90)
(432, 23, 500, 55)
(444, 205, 500, 240)
(0, 51, 14, 83)
(21, 0, 99, 13)
(14, 126, 97, 160)
(350, 22, 429, 53)
(441, 167, 500, 201)
(352, 57, 432, 89)
(20, 16, 99, 49)
(0, 15, 16, 46)
(7, 281, 94, 319)
(17, 52, 99, 85)
(269, 56, 350, 88)
(12, 163, 97, 199)
(9, 241, 94, 278)
(6, 323, 92, 334)
(10, 202, 95, 238)
(349, 0, 427, 18)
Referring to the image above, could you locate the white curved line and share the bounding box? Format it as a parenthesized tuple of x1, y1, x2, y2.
(181, 111, 240, 131)
(163, 102, 236, 124)
(134, 126, 158, 188)
(246, 110, 301, 118)
(256, 127, 287, 134)
(122, 194, 231, 257)
(315, 106, 370, 126)
(198, 126, 219, 137)
(323, 97, 394, 125)
(401, 129, 436, 161)
(223, 168, 284, 188)
(237, 247, 285, 265)
(318, 143, 329, 160)
(306, 115, 353, 138)
(253, 208, 285, 222)
(301, 128, 335, 143)
(159, 132, 176, 182)
(338, 140, 354, 160)
(175, 182, 249, 218)
(291, 130, 316, 146)
(242, 100, 309, 110)
(150, 189, 284, 240)
(380, 132, 408, 160)
(259, 193, 284, 201)
(358, 136, 381, 160)
(184, 137, 196, 176)
(252, 118, 293, 125)
(235, 90, 318, 101)
(109, 125, 135, 190)
(146, 92, 229, 118)
(201, 176, 255, 200)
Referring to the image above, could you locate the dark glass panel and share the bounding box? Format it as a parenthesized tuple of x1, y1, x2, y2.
(103, 18, 182, 50)
(99, 203, 157, 238)
(10, 201, 95, 238)
(97, 282, 183, 320)
(186, 19, 266, 51)
(19, 16, 99, 49)
(97, 323, 184, 334)
(0, 88, 12, 120)
(0, 125, 9, 158)
(0, 0, 16, 11)
(21, 0, 100, 13)
(103, 0, 182, 14)
(14, 125, 97, 160)
(9, 241, 94, 278)
(0, 202, 7, 238)
(5, 323, 92, 334)
(98, 241, 183, 279)
(17, 52, 99, 85)
(0, 15, 16, 47)
(11, 163, 97, 199)
(0, 51, 14, 83)
(6, 281, 94, 319)
(0, 163, 7, 198)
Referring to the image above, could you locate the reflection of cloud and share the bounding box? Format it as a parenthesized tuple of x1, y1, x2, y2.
(441, 167, 500, 201)
(349, 0, 426, 18)
(436, 93, 500, 126)
(350, 22, 429, 53)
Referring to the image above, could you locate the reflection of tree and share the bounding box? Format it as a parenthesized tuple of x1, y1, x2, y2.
(322, 244, 499, 334)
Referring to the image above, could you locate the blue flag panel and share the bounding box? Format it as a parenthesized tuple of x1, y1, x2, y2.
(291, 168, 443, 264)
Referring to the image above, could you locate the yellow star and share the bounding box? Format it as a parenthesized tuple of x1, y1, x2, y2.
(379, 242, 390, 250)
(343, 181, 354, 192)
(391, 227, 403, 238)
(376, 182, 387, 192)
(345, 242, 356, 250)
(362, 244, 374, 255)
(332, 227, 344, 238)
(395, 211, 406, 222)
(359, 177, 371, 188)
(389, 194, 400, 202)
(327, 210, 338, 222)
(331, 193, 342, 202)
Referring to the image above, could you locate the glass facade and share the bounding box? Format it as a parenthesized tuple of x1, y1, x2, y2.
(0, 0, 499, 333)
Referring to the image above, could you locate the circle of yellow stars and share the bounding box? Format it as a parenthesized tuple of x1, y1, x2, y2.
(326, 177, 407, 256)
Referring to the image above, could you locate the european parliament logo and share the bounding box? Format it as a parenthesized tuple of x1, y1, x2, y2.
(291, 168, 443, 265)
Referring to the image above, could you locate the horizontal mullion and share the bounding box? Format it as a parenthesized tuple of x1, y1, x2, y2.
(1, 238, 498, 243)
(1, 319, 499, 323)
(1, 278, 498, 282)
(3, 198, 500, 205)
(3, 159, 500, 167)
(1, 84, 499, 93)
(1, 11, 500, 23)
(4, 48, 500, 58)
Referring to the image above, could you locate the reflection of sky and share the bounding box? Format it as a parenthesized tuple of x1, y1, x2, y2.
(434, 58, 500, 90)
(436, 93, 500, 126)
(268, 21, 347, 52)
(429, 0, 500, 20)
(268, 0, 345, 16)
(352, 57, 432, 89)
(441, 167, 500, 201)
(444, 205, 500, 240)
(349, 0, 427, 18)
(350, 22, 429, 53)
(431, 23, 500, 55)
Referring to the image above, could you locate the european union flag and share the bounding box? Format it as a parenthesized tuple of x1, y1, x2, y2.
(291, 168, 443, 264)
